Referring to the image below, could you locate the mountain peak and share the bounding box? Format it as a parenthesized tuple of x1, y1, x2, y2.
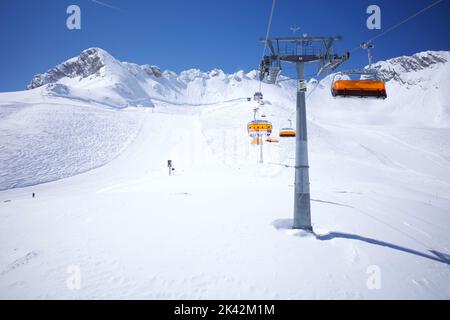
(371, 50, 449, 82)
(27, 47, 116, 90)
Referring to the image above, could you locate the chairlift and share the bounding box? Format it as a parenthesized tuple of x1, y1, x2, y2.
(248, 108, 272, 138)
(266, 137, 280, 143)
(247, 120, 273, 138)
(331, 76, 387, 99)
(331, 42, 387, 99)
(279, 120, 296, 138)
(254, 92, 264, 103)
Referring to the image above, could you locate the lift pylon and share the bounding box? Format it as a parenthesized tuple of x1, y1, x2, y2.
(259, 36, 348, 230)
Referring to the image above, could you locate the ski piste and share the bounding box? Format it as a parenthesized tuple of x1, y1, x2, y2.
(1, 47, 449, 299)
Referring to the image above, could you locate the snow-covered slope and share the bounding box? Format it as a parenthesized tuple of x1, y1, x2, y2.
(0, 48, 449, 299)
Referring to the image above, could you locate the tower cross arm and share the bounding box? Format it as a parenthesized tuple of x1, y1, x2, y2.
(259, 36, 342, 43)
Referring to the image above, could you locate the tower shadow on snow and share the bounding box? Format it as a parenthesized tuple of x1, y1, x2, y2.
(272, 219, 450, 266)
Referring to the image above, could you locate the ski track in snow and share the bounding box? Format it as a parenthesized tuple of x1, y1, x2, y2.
(0, 101, 143, 191)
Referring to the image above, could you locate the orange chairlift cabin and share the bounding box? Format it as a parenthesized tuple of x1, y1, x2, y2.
(331, 42, 387, 99)
(266, 137, 280, 143)
(249, 120, 272, 145)
(247, 120, 273, 137)
(248, 107, 273, 138)
(279, 119, 296, 138)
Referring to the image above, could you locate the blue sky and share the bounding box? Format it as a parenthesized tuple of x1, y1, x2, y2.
(0, 0, 449, 92)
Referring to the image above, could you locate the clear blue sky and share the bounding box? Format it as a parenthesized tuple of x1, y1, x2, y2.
(0, 0, 449, 92)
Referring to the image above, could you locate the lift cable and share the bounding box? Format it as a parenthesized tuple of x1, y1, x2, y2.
(349, 0, 444, 53)
(258, 0, 277, 93)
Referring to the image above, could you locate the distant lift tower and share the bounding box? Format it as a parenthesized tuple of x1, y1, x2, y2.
(259, 36, 348, 230)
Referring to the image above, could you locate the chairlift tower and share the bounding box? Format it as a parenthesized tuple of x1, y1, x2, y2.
(259, 36, 348, 230)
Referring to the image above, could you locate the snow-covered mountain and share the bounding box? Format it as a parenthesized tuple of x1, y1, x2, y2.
(25, 47, 450, 126)
(29, 48, 449, 92)
(372, 51, 449, 83)
(1, 48, 450, 299)
(26, 47, 296, 108)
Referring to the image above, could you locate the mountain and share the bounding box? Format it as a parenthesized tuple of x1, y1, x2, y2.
(1, 48, 450, 299)
(26, 47, 299, 108)
(26, 47, 450, 126)
(372, 51, 449, 84)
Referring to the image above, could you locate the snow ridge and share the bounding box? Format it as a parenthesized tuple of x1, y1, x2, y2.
(371, 51, 449, 83)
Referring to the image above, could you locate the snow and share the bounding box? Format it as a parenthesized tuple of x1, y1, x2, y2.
(0, 94, 143, 191)
(0, 49, 449, 299)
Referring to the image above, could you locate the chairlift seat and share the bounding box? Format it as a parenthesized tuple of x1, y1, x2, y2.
(266, 138, 280, 143)
(332, 80, 387, 99)
(279, 128, 296, 138)
(254, 92, 264, 101)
